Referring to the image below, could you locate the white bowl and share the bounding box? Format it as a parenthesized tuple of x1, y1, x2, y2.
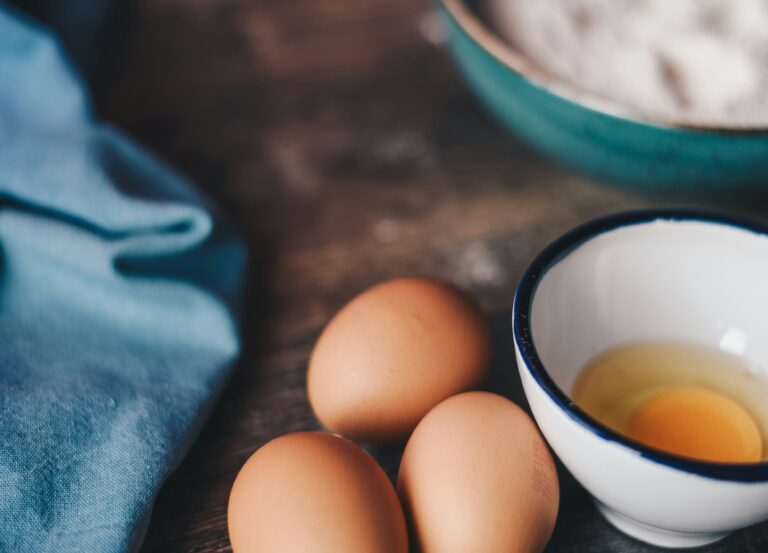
(513, 211, 768, 549)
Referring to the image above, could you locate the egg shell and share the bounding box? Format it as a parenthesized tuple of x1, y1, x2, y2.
(228, 432, 408, 553)
(308, 277, 490, 444)
(398, 391, 559, 553)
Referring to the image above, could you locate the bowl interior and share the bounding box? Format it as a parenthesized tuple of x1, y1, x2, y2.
(451, 0, 768, 133)
(530, 219, 768, 400)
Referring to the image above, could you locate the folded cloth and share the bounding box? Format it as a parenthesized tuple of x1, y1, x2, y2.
(3, 0, 119, 76)
(0, 7, 246, 553)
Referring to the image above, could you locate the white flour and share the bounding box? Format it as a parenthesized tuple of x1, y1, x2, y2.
(486, 0, 768, 126)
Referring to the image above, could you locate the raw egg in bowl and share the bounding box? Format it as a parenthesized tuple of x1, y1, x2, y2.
(513, 210, 768, 548)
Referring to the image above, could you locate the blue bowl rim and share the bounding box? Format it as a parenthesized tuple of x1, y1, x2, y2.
(512, 209, 768, 482)
(439, 0, 768, 135)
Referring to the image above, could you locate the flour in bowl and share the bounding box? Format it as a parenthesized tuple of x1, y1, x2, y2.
(485, 0, 768, 126)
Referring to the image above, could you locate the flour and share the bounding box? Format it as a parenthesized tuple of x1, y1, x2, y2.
(486, 0, 768, 126)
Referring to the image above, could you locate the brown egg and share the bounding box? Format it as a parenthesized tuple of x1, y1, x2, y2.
(308, 277, 490, 443)
(398, 392, 559, 553)
(228, 432, 408, 553)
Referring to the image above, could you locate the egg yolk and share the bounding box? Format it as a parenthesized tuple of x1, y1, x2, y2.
(626, 387, 763, 463)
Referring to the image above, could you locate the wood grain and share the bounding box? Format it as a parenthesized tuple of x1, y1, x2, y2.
(98, 0, 768, 551)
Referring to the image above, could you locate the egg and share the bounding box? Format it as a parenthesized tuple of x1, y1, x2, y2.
(308, 277, 490, 443)
(626, 387, 763, 463)
(228, 432, 408, 553)
(398, 391, 559, 553)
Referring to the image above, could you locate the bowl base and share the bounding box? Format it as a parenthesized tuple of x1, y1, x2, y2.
(595, 500, 729, 549)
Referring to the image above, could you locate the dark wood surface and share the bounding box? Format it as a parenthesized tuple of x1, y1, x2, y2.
(98, 0, 768, 551)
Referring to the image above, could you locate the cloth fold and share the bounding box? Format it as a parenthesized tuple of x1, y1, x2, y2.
(0, 7, 246, 553)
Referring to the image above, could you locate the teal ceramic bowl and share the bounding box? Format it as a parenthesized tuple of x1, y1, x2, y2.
(438, 0, 768, 188)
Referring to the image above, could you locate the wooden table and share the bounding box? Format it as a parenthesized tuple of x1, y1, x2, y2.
(100, 0, 768, 551)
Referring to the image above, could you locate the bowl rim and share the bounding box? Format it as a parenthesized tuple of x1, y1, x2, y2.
(439, 0, 768, 134)
(512, 209, 768, 482)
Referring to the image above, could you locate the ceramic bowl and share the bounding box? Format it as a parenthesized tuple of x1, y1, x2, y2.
(512, 210, 768, 548)
(437, 0, 768, 188)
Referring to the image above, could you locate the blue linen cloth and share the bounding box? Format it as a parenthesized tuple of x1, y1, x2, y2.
(0, 7, 246, 553)
(4, 0, 118, 75)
